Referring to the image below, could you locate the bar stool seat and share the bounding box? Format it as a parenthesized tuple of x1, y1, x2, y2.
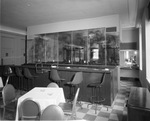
(87, 72, 106, 114)
(50, 68, 65, 87)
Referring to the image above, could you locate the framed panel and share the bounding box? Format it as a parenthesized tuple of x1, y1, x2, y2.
(88, 28, 106, 65)
(73, 30, 88, 64)
(58, 31, 72, 63)
(106, 32, 119, 65)
(46, 33, 58, 62)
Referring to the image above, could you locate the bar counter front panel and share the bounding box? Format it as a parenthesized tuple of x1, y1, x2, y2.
(0, 65, 119, 106)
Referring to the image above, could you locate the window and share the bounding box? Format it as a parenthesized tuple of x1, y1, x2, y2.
(146, 11, 150, 83)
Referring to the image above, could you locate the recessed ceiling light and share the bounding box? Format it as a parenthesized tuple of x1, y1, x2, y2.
(26, 0, 31, 7)
(27, 3, 31, 7)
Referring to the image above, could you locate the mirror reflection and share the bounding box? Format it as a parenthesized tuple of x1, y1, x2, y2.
(27, 27, 120, 66)
(120, 50, 139, 68)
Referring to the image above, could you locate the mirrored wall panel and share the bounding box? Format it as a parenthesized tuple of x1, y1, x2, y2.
(27, 27, 120, 65)
(88, 28, 105, 65)
(72, 30, 88, 64)
(58, 32, 72, 63)
(106, 32, 119, 65)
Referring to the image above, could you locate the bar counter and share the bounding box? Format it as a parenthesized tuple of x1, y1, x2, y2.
(0, 64, 119, 106)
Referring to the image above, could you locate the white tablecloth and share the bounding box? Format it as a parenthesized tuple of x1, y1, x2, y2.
(15, 87, 66, 121)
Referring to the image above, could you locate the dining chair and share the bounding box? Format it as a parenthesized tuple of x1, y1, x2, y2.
(19, 98, 41, 120)
(50, 69, 65, 87)
(0, 77, 4, 98)
(47, 82, 59, 88)
(40, 104, 64, 120)
(59, 88, 80, 120)
(0, 84, 17, 120)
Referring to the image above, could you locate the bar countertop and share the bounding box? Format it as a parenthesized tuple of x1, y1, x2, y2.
(128, 87, 150, 110)
(22, 63, 116, 73)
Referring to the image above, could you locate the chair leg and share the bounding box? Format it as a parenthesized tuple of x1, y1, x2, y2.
(58, 81, 61, 87)
(18, 77, 21, 94)
(19, 77, 21, 90)
(21, 77, 24, 91)
(20, 77, 23, 94)
(71, 112, 77, 120)
(32, 78, 34, 89)
(67, 85, 75, 101)
(23, 78, 27, 91)
(74, 86, 82, 109)
(27, 78, 30, 91)
(19, 77, 24, 94)
(27, 78, 34, 91)
(5, 76, 10, 86)
(87, 87, 95, 108)
(29, 79, 33, 90)
(95, 103, 98, 114)
(2, 107, 5, 120)
(87, 87, 105, 114)
(67, 86, 82, 109)
(77, 100, 83, 109)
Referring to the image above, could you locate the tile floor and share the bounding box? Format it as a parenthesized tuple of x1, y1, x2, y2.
(0, 78, 141, 121)
(74, 78, 141, 121)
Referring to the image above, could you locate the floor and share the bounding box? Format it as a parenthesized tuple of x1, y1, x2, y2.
(0, 78, 141, 121)
(75, 78, 141, 121)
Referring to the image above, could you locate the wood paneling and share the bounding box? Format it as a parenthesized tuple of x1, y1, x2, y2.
(0, 65, 119, 106)
(120, 42, 137, 49)
(0, 31, 25, 65)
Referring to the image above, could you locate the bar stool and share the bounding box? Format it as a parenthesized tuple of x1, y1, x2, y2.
(23, 68, 38, 91)
(15, 67, 24, 92)
(3, 66, 15, 86)
(65, 72, 83, 108)
(35, 63, 43, 73)
(50, 68, 65, 87)
(87, 72, 106, 114)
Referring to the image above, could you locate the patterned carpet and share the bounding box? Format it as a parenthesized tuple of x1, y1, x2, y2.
(0, 78, 141, 121)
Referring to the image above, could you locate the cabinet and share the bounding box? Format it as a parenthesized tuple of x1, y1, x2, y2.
(120, 67, 139, 79)
(127, 87, 150, 121)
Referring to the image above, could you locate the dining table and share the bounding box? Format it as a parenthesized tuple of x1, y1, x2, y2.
(15, 87, 66, 121)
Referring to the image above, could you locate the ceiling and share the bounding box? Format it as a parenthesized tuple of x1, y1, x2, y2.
(0, 0, 149, 32)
